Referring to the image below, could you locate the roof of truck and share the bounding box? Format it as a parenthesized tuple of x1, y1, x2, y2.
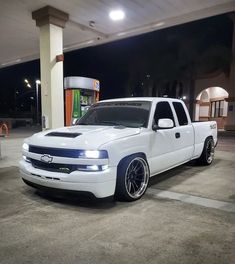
(99, 97, 184, 103)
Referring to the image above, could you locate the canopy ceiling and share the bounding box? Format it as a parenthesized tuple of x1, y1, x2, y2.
(0, 0, 234, 68)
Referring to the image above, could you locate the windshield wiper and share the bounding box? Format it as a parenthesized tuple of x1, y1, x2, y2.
(77, 122, 89, 125)
(77, 122, 123, 126)
(95, 121, 125, 126)
(78, 121, 141, 128)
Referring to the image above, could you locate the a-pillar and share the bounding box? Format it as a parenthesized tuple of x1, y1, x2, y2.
(32, 6, 69, 129)
(225, 14, 235, 131)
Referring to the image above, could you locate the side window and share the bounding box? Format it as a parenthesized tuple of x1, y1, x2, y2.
(154, 102, 175, 125)
(173, 102, 188, 126)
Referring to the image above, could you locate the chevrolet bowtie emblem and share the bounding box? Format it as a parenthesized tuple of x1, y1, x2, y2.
(41, 154, 53, 163)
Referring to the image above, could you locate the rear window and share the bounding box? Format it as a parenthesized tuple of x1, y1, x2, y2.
(173, 102, 188, 126)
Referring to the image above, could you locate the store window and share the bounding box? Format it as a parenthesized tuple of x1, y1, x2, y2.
(210, 100, 224, 118)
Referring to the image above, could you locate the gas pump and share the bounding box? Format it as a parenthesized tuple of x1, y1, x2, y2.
(64, 76, 100, 126)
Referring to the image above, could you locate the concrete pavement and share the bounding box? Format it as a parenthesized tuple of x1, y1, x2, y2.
(0, 126, 40, 168)
(0, 128, 234, 264)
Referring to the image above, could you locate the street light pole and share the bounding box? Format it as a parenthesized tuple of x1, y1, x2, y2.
(35, 80, 41, 125)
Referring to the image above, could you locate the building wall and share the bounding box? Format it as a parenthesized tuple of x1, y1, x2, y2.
(195, 72, 229, 97)
(194, 73, 229, 129)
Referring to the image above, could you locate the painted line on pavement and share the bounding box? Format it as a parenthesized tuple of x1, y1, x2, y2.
(147, 188, 235, 213)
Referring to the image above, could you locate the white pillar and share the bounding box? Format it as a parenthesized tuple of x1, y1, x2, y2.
(32, 6, 69, 129)
(225, 14, 235, 131)
(39, 24, 64, 129)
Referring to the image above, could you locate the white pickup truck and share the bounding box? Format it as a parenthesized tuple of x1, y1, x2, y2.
(20, 97, 217, 201)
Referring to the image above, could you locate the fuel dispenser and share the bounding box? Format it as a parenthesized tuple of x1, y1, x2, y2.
(64, 76, 100, 126)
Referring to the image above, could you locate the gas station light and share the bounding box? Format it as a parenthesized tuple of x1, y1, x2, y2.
(109, 10, 125, 21)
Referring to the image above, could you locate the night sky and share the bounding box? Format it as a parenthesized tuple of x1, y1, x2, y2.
(0, 13, 233, 116)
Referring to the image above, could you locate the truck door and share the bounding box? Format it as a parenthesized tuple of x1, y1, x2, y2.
(172, 101, 194, 164)
(149, 101, 176, 174)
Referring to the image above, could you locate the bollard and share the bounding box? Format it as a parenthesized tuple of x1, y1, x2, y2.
(0, 123, 9, 159)
(0, 123, 9, 137)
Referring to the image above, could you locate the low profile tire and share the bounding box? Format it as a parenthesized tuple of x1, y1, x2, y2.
(197, 137, 215, 165)
(115, 154, 150, 202)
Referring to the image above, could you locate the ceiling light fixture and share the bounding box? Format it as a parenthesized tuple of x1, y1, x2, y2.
(63, 40, 95, 51)
(117, 32, 126, 36)
(109, 10, 125, 21)
(89, 20, 95, 28)
(1, 58, 21, 66)
(153, 21, 165, 27)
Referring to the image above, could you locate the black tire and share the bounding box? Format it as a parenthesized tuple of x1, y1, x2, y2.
(197, 137, 215, 165)
(115, 154, 150, 202)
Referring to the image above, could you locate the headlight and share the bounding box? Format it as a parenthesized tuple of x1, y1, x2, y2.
(81, 150, 108, 159)
(22, 143, 29, 151)
(84, 150, 100, 159)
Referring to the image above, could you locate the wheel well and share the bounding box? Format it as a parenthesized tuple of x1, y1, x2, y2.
(118, 152, 147, 167)
(117, 153, 149, 175)
(205, 136, 213, 143)
(200, 136, 213, 153)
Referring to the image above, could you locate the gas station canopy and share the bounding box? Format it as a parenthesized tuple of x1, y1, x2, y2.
(0, 0, 235, 68)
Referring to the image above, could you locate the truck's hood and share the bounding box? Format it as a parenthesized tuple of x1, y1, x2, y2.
(26, 125, 141, 149)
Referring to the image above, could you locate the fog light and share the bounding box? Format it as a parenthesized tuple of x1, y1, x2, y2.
(23, 155, 31, 163)
(77, 164, 108, 172)
(87, 165, 99, 171)
(102, 165, 109, 171)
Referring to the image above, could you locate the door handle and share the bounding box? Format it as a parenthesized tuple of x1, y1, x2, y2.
(175, 132, 180, 139)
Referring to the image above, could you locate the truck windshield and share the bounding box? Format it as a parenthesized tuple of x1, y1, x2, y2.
(77, 101, 151, 128)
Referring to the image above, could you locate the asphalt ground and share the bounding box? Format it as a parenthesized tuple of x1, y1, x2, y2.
(0, 128, 234, 264)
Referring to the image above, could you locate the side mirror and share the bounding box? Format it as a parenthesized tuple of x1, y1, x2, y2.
(153, 118, 174, 131)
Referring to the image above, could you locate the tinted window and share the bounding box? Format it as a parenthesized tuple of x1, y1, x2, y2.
(173, 102, 188, 126)
(154, 102, 174, 125)
(77, 101, 151, 128)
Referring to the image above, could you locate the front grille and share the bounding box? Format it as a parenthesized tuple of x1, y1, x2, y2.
(29, 145, 108, 159)
(30, 159, 77, 174)
(29, 146, 83, 158)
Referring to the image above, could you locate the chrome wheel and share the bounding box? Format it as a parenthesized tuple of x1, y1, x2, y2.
(206, 139, 215, 164)
(124, 157, 149, 199)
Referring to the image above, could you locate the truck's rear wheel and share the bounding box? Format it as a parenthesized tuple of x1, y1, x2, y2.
(197, 137, 215, 165)
(115, 155, 150, 201)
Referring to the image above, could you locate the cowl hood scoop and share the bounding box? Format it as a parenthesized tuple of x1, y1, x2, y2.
(45, 132, 82, 138)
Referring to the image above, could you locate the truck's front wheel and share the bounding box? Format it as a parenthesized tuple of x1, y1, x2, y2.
(115, 155, 150, 201)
